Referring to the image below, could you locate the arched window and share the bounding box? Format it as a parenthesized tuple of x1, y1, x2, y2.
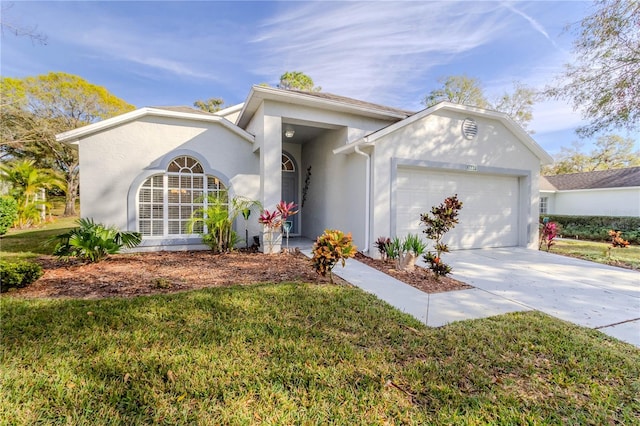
(138, 156, 226, 237)
(282, 153, 295, 172)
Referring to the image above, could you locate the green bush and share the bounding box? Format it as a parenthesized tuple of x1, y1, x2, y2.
(544, 215, 640, 244)
(311, 229, 357, 284)
(0, 260, 43, 292)
(0, 196, 18, 235)
(53, 218, 142, 263)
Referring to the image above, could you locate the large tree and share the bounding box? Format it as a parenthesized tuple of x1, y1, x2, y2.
(423, 75, 489, 109)
(423, 75, 537, 131)
(278, 71, 321, 92)
(545, 0, 639, 137)
(1, 72, 135, 215)
(543, 134, 640, 175)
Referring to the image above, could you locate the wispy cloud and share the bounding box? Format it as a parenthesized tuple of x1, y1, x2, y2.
(38, 3, 242, 83)
(253, 2, 526, 106)
(501, 2, 558, 49)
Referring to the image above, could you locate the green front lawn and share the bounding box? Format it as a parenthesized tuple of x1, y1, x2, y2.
(2, 285, 639, 425)
(0, 216, 78, 261)
(550, 239, 640, 270)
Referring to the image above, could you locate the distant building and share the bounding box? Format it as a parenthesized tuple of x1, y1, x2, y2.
(540, 167, 640, 217)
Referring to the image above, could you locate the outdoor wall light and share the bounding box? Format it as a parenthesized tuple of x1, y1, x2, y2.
(284, 128, 295, 138)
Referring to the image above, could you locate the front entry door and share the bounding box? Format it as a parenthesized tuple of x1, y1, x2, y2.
(281, 153, 299, 234)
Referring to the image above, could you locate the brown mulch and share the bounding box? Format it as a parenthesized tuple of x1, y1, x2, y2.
(354, 252, 472, 294)
(9, 250, 470, 300)
(14, 250, 342, 300)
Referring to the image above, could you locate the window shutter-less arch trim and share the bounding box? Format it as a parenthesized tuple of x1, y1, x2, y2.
(138, 156, 226, 237)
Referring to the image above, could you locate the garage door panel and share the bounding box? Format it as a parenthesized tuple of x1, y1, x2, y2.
(396, 168, 519, 249)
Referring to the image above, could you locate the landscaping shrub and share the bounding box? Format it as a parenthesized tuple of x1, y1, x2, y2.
(539, 220, 558, 252)
(0, 196, 18, 235)
(376, 234, 426, 271)
(0, 260, 43, 292)
(311, 229, 357, 284)
(52, 218, 142, 263)
(374, 236, 391, 260)
(544, 215, 640, 244)
(420, 194, 463, 277)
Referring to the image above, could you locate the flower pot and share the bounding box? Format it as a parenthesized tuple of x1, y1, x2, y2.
(261, 230, 282, 254)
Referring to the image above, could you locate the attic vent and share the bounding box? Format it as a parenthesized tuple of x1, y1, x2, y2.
(462, 118, 478, 140)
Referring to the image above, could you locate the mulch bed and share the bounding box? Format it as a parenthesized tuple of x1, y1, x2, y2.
(354, 252, 472, 294)
(8, 250, 470, 300)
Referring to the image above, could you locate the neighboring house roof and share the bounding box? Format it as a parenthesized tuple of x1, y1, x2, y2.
(334, 101, 554, 164)
(542, 167, 640, 190)
(56, 107, 255, 145)
(236, 85, 412, 128)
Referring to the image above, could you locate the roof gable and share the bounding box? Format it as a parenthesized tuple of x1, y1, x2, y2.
(543, 167, 640, 190)
(334, 101, 553, 164)
(236, 85, 412, 128)
(56, 107, 254, 145)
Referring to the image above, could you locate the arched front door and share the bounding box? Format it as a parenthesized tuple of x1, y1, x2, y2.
(281, 152, 299, 234)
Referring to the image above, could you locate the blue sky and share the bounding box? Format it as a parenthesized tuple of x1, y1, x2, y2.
(1, 0, 626, 155)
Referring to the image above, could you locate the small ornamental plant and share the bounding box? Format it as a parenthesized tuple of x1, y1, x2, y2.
(420, 194, 463, 277)
(311, 229, 357, 284)
(53, 218, 142, 263)
(539, 220, 558, 252)
(609, 230, 630, 248)
(258, 200, 298, 253)
(375, 236, 392, 260)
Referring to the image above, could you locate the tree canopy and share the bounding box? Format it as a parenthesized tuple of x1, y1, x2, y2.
(193, 97, 225, 113)
(423, 75, 538, 131)
(1, 72, 135, 215)
(278, 71, 321, 92)
(545, 0, 639, 137)
(423, 75, 489, 109)
(543, 134, 640, 175)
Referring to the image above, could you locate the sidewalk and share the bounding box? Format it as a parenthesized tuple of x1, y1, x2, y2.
(297, 238, 639, 347)
(299, 246, 529, 327)
(332, 257, 530, 327)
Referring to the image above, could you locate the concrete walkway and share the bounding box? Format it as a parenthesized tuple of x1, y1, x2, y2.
(295, 239, 639, 347)
(443, 248, 640, 347)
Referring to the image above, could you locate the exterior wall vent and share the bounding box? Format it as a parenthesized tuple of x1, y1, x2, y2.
(462, 118, 478, 140)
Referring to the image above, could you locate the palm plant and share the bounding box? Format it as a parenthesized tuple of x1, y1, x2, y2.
(53, 218, 142, 263)
(0, 159, 65, 228)
(188, 194, 260, 253)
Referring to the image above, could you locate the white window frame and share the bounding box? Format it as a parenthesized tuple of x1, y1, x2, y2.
(540, 196, 548, 215)
(137, 156, 226, 238)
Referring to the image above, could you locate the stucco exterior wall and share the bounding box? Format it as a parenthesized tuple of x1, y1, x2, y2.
(370, 109, 542, 250)
(301, 128, 367, 246)
(78, 115, 260, 250)
(550, 188, 640, 217)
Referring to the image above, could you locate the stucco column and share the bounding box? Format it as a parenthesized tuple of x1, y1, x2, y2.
(259, 115, 282, 253)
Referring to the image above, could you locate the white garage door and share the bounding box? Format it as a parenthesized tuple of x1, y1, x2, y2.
(396, 168, 520, 249)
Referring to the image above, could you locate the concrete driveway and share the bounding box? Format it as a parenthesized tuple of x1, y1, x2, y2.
(445, 248, 640, 347)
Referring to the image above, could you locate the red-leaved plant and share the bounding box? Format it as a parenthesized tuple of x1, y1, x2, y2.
(420, 194, 463, 277)
(258, 201, 298, 253)
(539, 221, 558, 252)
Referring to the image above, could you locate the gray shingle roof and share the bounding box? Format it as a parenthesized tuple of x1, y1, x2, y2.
(150, 106, 218, 116)
(542, 167, 640, 190)
(286, 89, 415, 117)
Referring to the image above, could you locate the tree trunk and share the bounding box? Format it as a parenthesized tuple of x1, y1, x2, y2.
(63, 167, 79, 216)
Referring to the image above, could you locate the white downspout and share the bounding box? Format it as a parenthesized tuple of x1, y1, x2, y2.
(354, 145, 371, 253)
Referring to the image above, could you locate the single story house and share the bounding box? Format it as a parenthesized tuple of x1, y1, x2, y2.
(540, 167, 640, 217)
(56, 85, 552, 253)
